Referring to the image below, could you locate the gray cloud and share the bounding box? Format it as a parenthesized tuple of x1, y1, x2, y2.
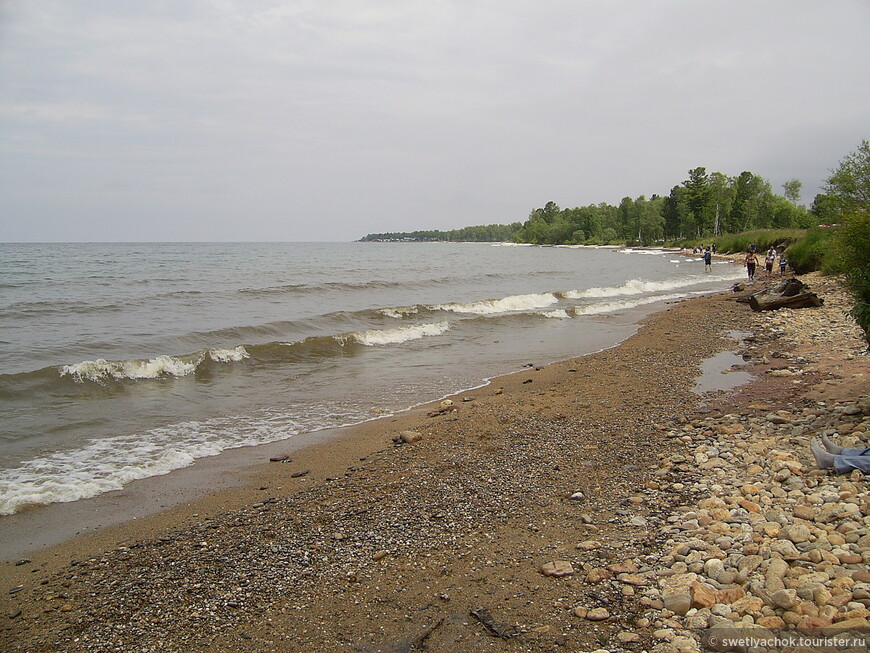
(1, 0, 867, 241)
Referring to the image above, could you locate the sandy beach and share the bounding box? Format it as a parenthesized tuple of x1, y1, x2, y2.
(2, 272, 868, 653)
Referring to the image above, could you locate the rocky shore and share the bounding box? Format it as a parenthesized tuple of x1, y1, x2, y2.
(1, 273, 867, 653)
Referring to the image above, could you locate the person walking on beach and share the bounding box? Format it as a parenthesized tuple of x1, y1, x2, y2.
(811, 435, 870, 474)
(779, 252, 788, 276)
(703, 247, 712, 272)
(744, 249, 758, 282)
(764, 247, 776, 277)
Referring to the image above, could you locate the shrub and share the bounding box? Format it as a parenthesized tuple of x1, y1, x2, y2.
(713, 229, 806, 255)
(785, 228, 837, 274)
(838, 211, 870, 345)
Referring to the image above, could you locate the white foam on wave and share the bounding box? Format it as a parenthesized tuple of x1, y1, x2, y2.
(345, 321, 450, 346)
(430, 292, 558, 315)
(534, 309, 571, 319)
(59, 346, 250, 382)
(573, 292, 690, 316)
(60, 354, 205, 382)
(618, 248, 668, 255)
(0, 400, 394, 515)
(0, 408, 321, 515)
(563, 270, 743, 300)
(208, 346, 249, 363)
(380, 306, 419, 319)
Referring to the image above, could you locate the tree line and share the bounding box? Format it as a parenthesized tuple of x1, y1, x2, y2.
(512, 167, 818, 245)
(360, 144, 864, 251)
(359, 223, 522, 242)
(361, 167, 815, 245)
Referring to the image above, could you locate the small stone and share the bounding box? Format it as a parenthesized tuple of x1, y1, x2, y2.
(586, 607, 610, 621)
(690, 582, 718, 609)
(796, 615, 832, 635)
(290, 469, 310, 478)
(662, 592, 691, 616)
(399, 431, 423, 444)
(784, 524, 811, 543)
(731, 595, 765, 617)
(541, 561, 575, 577)
(757, 615, 785, 629)
(608, 561, 639, 574)
(822, 617, 870, 635)
(372, 550, 389, 561)
(772, 588, 798, 610)
(618, 573, 649, 586)
(838, 553, 863, 564)
(616, 632, 641, 643)
(585, 568, 612, 584)
(793, 505, 817, 520)
(576, 540, 601, 550)
(764, 558, 790, 592)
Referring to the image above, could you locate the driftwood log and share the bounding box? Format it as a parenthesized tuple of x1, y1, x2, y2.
(748, 278, 823, 312)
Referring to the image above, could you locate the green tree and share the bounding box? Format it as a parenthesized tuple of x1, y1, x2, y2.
(823, 139, 870, 216)
(729, 171, 772, 231)
(683, 167, 715, 236)
(663, 185, 688, 239)
(708, 172, 735, 235)
(825, 140, 870, 345)
(782, 178, 802, 204)
(768, 195, 804, 228)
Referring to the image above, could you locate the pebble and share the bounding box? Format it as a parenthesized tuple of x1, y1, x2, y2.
(541, 561, 575, 577)
(585, 607, 610, 621)
(399, 431, 423, 444)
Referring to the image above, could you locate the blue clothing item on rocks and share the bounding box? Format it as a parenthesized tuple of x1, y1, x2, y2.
(833, 447, 870, 474)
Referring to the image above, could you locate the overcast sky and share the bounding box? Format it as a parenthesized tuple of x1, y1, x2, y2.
(1, 1, 867, 242)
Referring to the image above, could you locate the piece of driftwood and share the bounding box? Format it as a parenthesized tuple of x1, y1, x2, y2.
(748, 278, 823, 312)
(471, 608, 520, 639)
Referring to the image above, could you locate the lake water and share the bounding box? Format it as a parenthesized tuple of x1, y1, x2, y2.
(0, 242, 743, 515)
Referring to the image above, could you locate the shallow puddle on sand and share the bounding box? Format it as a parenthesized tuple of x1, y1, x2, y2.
(693, 332, 754, 394)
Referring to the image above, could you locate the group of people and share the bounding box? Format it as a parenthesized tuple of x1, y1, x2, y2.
(744, 244, 788, 281)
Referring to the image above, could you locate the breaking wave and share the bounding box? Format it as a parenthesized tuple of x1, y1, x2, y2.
(534, 309, 571, 319)
(0, 406, 356, 515)
(379, 306, 419, 319)
(562, 272, 742, 300)
(429, 292, 559, 315)
(573, 292, 690, 315)
(59, 347, 250, 382)
(341, 321, 450, 346)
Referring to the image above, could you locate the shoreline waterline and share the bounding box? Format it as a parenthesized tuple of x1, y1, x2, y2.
(0, 289, 723, 561)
